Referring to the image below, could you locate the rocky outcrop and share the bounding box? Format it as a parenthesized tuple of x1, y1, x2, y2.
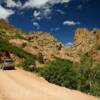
(0, 20, 100, 63)
(67, 28, 100, 62)
(70, 28, 100, 55)
(91, 28, 100, 46)
(24, 32, 64, 59)
(9, 32, 79, 62)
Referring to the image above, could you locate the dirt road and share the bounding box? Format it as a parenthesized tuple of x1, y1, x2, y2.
(0, 69, 99, 100)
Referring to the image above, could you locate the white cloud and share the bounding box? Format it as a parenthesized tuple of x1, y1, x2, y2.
(17, 11, 24, 15)
(0, 5, 14, 20)
(22, 0, 71, 20)
(43, 8, 52, 17)
(35, 16, 41, 20)
(23, 0, 71, 9)
(5, 0, 22, 8)
(33, 10, 42, 20)
(63, 20, 80, 26)
(33, 22, 40, 29)
(33, 7, 52, 20)
(62, 0, 71, 3)
(65, 42, 73, 47)
(33, 10, 41, 17)
(49, 0, 71, 5)
(56, 9, 65, 14)
(23, 0, 48, 8)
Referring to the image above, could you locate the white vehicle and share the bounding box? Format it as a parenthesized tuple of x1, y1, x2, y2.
(1, 59, 15, 70)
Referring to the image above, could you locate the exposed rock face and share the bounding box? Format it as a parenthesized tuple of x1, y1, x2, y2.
(9, 32, 79, 62)
(91, 28, 100, 46)
(0, 20, 99, 63)
(67, 28, 100, 62)
(90, 50, 100, 62)
(24, 32, 64, 59)
(71, 28, 100, 55)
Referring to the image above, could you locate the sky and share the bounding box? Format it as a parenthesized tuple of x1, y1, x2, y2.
(0, 0, 100, 45)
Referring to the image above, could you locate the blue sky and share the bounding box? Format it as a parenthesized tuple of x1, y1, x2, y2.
(0, 0, 100, 44)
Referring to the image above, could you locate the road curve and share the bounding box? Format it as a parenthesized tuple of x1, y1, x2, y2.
(0, 69, 99, 100)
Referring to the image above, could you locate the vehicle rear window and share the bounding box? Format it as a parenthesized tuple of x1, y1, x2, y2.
(4, 60, 13, 63)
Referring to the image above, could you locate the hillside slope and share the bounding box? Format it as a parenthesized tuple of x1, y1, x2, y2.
(0, 37, 36, 70)
(0, 20, 100, 63)
(0, 20, 79, 62)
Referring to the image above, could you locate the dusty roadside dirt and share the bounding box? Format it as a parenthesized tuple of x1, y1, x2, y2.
(0, 69, 99, 100)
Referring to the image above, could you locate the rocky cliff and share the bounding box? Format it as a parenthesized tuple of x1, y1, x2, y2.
(69, 28, 100, 62)
(70, 28, 100, 54)
(0, 20, 100, 63)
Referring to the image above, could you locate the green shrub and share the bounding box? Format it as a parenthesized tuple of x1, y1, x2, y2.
(37, 55, 100, 97)
(96, 45, 100, 50)
(0, 37, 36, 70)
(78, 54, 100, 96)
(38, 58, 79, 89)
(37, 53, 44, 64)
(22, 58, 36, 71)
